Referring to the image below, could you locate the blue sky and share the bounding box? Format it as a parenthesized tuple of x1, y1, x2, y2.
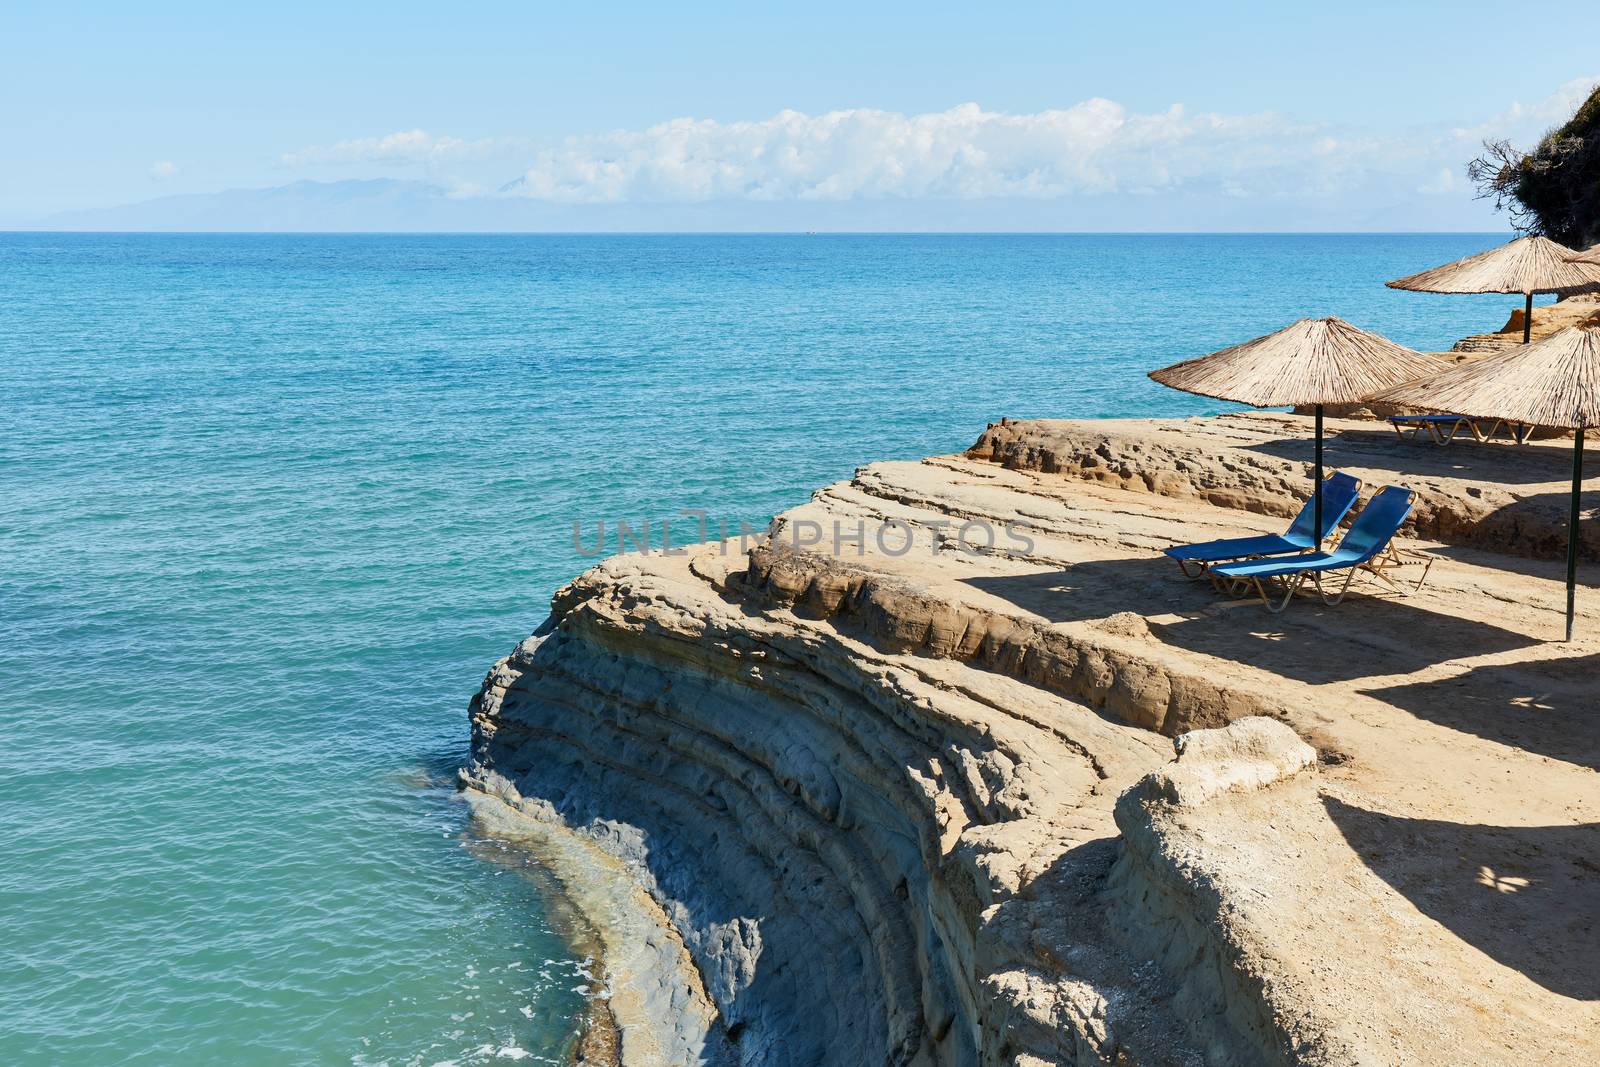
(5, 1, 1598, 230)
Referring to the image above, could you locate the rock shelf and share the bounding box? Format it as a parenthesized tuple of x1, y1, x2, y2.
(466, 413, 1599, 1066)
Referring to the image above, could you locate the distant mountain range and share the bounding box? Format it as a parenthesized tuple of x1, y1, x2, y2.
(26, 178, 1494, 233)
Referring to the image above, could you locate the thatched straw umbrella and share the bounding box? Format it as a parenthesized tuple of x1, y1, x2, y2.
(1369, 325, 1600, 640)
(1149, 317, 1445, 537)
(1385, 235, 1600, 344)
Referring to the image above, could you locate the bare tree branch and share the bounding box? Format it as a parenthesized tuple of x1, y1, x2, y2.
(1464, 86, 1600, 249)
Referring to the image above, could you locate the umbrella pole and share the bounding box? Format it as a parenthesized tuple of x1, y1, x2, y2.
(1567, 425, 1585, 642)
(1314, 404, 1325, 542)
(1524, 291, 1534, 344)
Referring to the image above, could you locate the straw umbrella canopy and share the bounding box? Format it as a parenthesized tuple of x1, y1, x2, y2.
(1385, 235, 1600, 343)
(1150, 317, 1446, 537)
(1368, 325, 1600, 640)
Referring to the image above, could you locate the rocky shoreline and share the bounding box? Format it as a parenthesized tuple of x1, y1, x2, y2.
(463, 775, 723, 1065)
(464, 413, 1598, 1066)
(458, 802, 626, 1064)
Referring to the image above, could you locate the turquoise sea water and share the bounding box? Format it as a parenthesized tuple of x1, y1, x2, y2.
(1, 232, 1525, 1064)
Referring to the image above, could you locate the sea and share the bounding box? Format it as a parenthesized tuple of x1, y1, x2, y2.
(0, 232, 1525, 1065)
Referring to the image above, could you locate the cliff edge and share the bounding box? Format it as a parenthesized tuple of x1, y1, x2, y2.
(465, 413, 1599, 1066)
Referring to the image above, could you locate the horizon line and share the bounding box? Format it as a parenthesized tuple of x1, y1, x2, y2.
(1, 229, 1516, 238)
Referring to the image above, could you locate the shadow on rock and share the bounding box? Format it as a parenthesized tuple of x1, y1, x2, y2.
(1439, 488, 1600, 562)
(1243, 428, 1582, 488)
(1422, 541, 1595, 580)
(1151, 592, 1539, 685)
(962, 555, 1200, 626)
(978, 836, 1234, 1065)
(967, 557, 1539, 686)
(1324, 796, 1600, 1001)
(1244, 431, 1600, 562)
(1363, 654, 1600, 772)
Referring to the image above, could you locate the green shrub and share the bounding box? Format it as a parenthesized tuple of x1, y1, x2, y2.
(1469, 85, 1600, 250)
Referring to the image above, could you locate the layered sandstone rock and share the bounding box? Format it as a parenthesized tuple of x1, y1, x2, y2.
(1449, 293, 1600, 353)
(465, 415, 1599, 1066)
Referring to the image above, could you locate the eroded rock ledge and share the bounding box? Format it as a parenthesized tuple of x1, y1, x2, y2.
(466, 414, 1599, 1066)
(969, 414, 1600, 560)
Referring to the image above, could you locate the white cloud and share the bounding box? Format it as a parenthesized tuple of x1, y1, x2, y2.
(1451, 76, 1600, 144)
(280, 129, 506, 168)
(495, 83, 1600, 206)
(498, 102, 1339, 203)
(150, 160, 177, 179)
(1419, 167, 1458, 195)
(282, 79, 1600, 211)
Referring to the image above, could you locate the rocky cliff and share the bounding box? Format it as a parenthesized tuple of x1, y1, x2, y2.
(1449, 293, 1600, 353)
(464, 413, 1599, 1066)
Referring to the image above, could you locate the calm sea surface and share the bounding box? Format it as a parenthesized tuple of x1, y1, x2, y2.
(0, 232, 1526, 1064)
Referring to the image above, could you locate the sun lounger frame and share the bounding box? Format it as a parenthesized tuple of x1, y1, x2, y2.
(1212, 540, 1436, 612)
(1388, 414, 1530, 445)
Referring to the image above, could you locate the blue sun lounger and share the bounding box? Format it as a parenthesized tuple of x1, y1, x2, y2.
(1209, 485, 1420, 612)
(1163, 471, 1362, 578)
